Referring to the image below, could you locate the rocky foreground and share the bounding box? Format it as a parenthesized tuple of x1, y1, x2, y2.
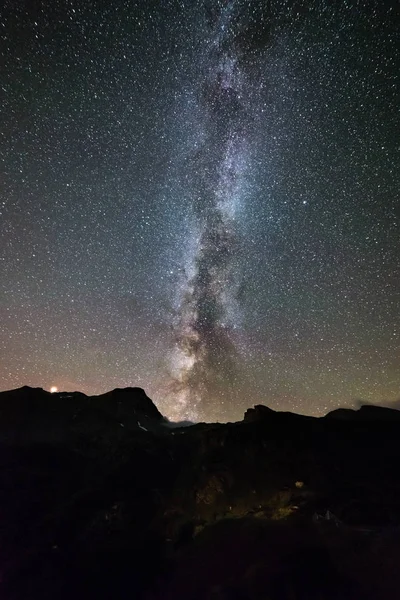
(1, 386, 400, 599)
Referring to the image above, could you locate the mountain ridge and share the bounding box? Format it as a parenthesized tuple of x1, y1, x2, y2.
(2, 384, 399, 425)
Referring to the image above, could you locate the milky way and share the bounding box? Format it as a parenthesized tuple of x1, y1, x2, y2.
(0, 0, 399, 422)
(168, 1, 253, 421)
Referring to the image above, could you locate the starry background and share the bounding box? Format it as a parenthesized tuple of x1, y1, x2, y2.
(0, 0, 399, 422)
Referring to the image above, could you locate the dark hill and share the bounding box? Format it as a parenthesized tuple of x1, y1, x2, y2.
(1, 386, 400, 599)
(0, 386, 164, 443)
(325, 404, 400, 422)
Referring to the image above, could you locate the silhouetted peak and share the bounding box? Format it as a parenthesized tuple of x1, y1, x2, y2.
(324, 408, 357, 420)
(325, 404, 400, 422)
(243, 404, 276, 422)
(96, 387, 164, 421)
(358, 404, 400, 421)
(16, 385, 46, 394)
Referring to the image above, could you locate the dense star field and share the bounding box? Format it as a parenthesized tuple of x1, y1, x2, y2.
(1, 1, 399, 422)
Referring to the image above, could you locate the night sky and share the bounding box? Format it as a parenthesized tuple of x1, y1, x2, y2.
(1, 0, 399, 422)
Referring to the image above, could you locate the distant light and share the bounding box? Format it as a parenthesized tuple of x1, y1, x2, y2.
(50, 386, 58, 393)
